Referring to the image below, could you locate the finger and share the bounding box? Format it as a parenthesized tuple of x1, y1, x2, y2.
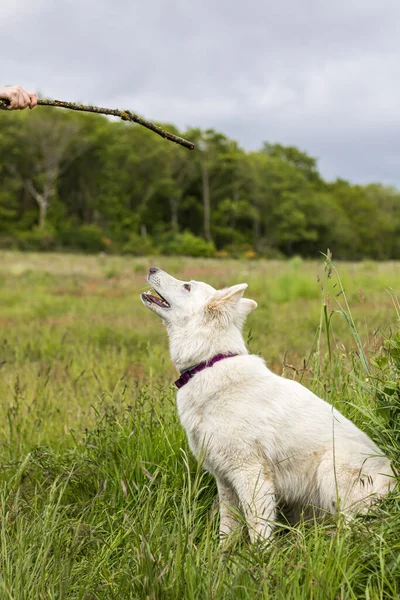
(21, 89, 31, 108)
(11, 87, 23, 109)
(8, 90, 19, 109)
(13, 86, 25, 110)
(17, 87, 27, 110)
(0, 87, 11, 101)
(27, 91, 37, 108)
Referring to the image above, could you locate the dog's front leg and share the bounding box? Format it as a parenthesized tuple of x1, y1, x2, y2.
(232, 466, 276, 544)
(216, 477, 240, 540)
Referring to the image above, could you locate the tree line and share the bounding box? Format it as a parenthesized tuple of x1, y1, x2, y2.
(0, 107, 399, 259)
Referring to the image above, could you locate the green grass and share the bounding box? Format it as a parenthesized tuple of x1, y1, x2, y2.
(0, 251, 399, 599)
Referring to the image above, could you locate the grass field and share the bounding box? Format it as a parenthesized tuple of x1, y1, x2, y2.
(0, 251, 399, 599)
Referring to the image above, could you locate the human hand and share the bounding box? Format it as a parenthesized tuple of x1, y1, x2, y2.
(0, 85, 37, 110)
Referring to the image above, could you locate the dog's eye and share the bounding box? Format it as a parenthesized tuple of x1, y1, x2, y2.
(183, 283, 191, 292)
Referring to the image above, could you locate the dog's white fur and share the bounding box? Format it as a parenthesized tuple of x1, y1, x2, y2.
(141, 268, 395, 543)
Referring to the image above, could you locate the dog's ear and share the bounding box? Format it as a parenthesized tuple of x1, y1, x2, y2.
(236, 298, 257, 327)
(205, 284, 248, 323)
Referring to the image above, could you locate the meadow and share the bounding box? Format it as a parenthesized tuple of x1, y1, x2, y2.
(0, 251, 399, 599)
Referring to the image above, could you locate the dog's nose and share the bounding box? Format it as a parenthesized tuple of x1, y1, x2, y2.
(149, 267, 159, 275)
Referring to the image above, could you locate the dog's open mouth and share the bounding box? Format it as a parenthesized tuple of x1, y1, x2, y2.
(141, 289, 170, 309)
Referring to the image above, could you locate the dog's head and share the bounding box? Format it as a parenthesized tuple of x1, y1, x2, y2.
(141, 267, 257, 370)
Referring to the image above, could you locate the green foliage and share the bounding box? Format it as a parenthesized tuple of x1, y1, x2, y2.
(15, 225, 58, 251)
(1, 109, 400, 259)
(61, 223, 108, 253)
(160, 230, 216, 257)
(121, 233, 158, 256)
(371, 329, 400, 447)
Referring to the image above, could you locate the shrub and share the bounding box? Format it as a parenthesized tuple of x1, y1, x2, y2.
(213, 225, 250, 248)
(121, 233, 158, 256)
(0, 235, 19, 250)
(222, 243, 255, 259)
(159, 231, 216, 258)
(71, 224, 108, 252)
(15, 226, 58, 251)
(56, 223, 108, 253)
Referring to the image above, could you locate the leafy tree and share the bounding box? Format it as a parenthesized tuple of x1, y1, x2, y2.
(186, 129, 234, 243)
(9, 109, 84, 228)
(0, 107, 399, 260)
(263, 142, 323, 187)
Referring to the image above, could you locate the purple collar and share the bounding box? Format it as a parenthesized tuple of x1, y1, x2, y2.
(174, 353, 238, 389)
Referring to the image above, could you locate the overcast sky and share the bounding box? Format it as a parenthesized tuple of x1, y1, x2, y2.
(2, 0, 400, 185)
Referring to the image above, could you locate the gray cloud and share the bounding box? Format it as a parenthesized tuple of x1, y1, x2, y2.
(2, 0, 400, 184)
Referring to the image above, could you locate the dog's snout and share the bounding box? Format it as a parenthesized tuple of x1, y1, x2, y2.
(149, 267, 159, 275)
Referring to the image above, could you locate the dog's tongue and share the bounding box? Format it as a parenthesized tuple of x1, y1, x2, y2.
(143, 292, 169, 307)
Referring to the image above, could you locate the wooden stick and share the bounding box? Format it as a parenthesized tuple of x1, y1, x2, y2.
(0, 98, 195, 150)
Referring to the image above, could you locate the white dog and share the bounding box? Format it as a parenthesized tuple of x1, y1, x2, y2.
(141, 267, 395, 543)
